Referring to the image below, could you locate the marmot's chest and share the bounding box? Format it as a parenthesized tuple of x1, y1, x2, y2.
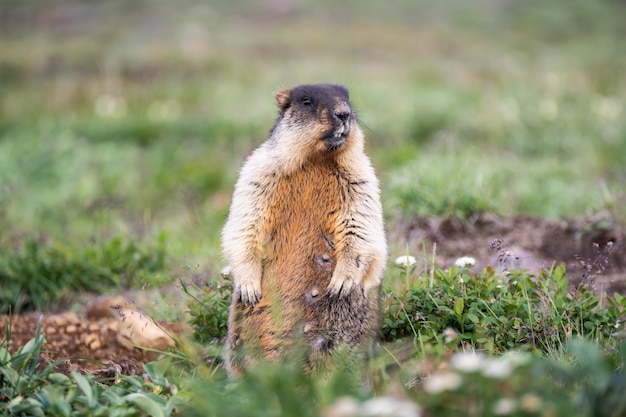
(264, 163, 350, 258)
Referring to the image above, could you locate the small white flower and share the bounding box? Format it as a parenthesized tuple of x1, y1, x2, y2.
(423, 371, 462, 394)
(501, 351, 530, 368)
(395, 255, 416, 267)
(360, 396, 422, 417)
(221, 265, 233, 278)
(493, 398, 517, 415)
(454, 256, 476, 267)
(450, 351, 485, 373)
(482, 358, 513, 379)
(443, 328, 459, 343)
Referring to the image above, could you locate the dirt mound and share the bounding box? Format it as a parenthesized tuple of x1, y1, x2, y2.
(390, 213, 626, 294)
(1, 298, 179, 376)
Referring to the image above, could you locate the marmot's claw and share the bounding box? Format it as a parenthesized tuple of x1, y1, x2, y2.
(239, 283, 262, 306)
(326, 278, 357, 298)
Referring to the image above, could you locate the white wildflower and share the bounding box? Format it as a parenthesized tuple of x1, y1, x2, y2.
(501, 351, 530, 368)
(443, 328, 459, 343)
(360, 396, 422, 417)
(423, 371, 462, 394)
(395, 255, 416, 267)
(221, 265, 233, 279)
(450, 351, 485, 373)
(454, 256, 476, 268)
(493, 398, 517, 415)
(482, 358, 513, 379)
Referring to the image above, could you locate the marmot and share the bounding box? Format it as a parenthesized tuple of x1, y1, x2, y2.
(222, 83, 387, 376)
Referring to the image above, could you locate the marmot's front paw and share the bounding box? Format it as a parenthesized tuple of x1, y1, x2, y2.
(237, 280, 262, 306)
(326, 274, 359, 298)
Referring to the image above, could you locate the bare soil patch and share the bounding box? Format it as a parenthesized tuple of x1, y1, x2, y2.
(1, 297, 180, 376)
(391, 213, 625, 294)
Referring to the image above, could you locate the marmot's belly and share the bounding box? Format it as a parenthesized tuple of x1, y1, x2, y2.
(262, 229, 336, 297)
(255, 230, 378, 347)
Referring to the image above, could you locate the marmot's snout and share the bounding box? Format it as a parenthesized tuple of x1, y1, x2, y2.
(334, 109, 351, 136)
(326, 105, 352, 148)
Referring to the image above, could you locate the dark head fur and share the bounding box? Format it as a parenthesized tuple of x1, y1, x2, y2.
(274, 84, 354, 150)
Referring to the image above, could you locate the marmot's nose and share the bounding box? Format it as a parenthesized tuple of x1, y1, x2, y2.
(335, 111, 350, 122)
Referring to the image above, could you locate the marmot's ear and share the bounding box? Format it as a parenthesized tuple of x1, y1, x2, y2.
(274, 88, 291, 111)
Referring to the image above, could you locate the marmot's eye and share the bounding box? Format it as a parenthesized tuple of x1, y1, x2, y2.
(301, 97, 312, 105)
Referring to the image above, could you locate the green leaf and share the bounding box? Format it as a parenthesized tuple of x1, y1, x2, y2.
(467, 313, 479, 324)
(454, 297, 464, 317)
(48, 372, 70, 385)
(0, 364, 19, 385)
(0, 346, 10, 363)
(49, 399, 72, 417)
(72, 372, 95, 407)
(22, 398, 46, 417)
(7, 395, 24, 409)
(125, 393, 166, 417)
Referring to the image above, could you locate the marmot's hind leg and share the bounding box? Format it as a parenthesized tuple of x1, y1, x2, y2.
(224, 298, 292, 376)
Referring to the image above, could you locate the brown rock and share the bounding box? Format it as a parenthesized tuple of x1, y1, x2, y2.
(116, 308, 176, 351)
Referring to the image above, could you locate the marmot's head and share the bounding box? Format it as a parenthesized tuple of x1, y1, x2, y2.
(271, 84, 362, 159)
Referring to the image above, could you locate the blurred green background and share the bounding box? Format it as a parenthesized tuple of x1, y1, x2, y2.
(1, 0, 625, 301)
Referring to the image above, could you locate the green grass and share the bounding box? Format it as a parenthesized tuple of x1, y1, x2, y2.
(1, 0, 624, 280)
(3, 261, 626, 416)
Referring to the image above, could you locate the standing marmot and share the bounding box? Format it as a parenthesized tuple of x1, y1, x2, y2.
(222, 83, 387, 376)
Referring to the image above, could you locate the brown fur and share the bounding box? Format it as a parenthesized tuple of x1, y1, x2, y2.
(222, 84, 387, 375)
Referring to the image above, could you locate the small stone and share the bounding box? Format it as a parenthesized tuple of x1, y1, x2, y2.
(88, 323, 101, 332)
(311, 287, 320, 297)
(84, 334, 97, 347)
(65, 325, 78, 334)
